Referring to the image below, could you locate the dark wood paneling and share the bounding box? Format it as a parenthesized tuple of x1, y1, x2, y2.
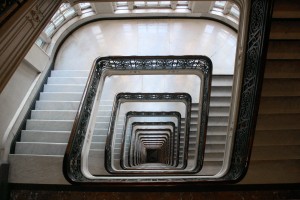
(264, 60, 300, 79)
(253, 130, 300, 146)
(256, 114, 300, 130)
(272, 0, 300, 18)
(251, 145, 300, 160)
(270, 20, 300, 40)
(259, 97, 300, 114)
(267, 40, 300, 59)
(242, 160, 300, 184)
(261, 79, 300, 96)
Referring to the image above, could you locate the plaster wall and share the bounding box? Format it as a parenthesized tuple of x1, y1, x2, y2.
(0, 44, 49, 161)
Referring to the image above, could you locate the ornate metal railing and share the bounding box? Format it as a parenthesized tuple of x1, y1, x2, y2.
(63, 0, 274, 180)
(63, 56, 212, 183)
(105, 93, 195, 174)
(121, 112, 181, 168)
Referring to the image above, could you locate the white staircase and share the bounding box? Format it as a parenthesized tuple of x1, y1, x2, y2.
(8, 70, 233, 183)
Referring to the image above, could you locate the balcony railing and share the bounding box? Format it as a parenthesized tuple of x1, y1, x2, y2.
(63, 56, 213, 183)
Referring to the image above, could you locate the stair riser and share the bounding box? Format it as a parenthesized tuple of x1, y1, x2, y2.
(47, 77, 88, 84)
(50, 70, 90, 77)
(44, 85, 85, 93)
(31, 111, 77, 120)
(35, 101, 80, 110)
(26, 121, 73, 131)
(40, 93, 83, 101)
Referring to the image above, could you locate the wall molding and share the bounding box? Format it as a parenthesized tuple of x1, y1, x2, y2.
(0, 0, 62, 92)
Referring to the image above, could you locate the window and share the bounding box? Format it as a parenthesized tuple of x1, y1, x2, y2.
(230, 4, 240, 18)
(115, 2, 129, 10)
(134, 1, 171, 8)
(44, 3, 75, 37)
(211, 1, 240, 23)
(79, 3, 91, 10)
(36, 2, 94, 47)
(35, 37, 44, 47)
(214, 1, 226, 8)
(114, 1, 190, 11)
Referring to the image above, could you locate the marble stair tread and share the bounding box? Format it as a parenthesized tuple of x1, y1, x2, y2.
(8, 154, 69, 184)
(21, 130, 71, 143)
(15, 142, 116, 156)
(95, 116, 113, 123)
(207, 126, 228, 135)
(30, 110, 77, 120)
(211, 86, 232, 97)
(206, 135, 227, 142)
(208, 107, 230, 117)
(39, 92, 84, 101)
(15, 142, 68, 155)
(210, 97, 231, 107)
(47, 77, 88, 84)
(35, 101, 80, 110)
(211, 75, 234, 87)
(208, 117, 229, 126)
(50, 70, 90, 77)
(43, 84, 85, 93)
(26, 120, 74, 131)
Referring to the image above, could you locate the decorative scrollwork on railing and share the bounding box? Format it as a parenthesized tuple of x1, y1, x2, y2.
(63, 0, 273, 180)
(105, 92, 193, 174)
(63, 56, 212, 183)
(121, 112, 181, 170)
(222, 0, 272, 182)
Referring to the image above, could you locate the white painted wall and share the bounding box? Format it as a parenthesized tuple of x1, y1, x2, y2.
(24, 44, 49, 72)
(0, 44, 49, 163)
(0, 63, 37, 142)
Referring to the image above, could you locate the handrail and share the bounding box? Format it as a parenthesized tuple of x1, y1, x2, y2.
(105, 93, 193, 174)
(62, 0, 273, 186)
(63, 55, 212, 183)
(120, 112, 181, 169)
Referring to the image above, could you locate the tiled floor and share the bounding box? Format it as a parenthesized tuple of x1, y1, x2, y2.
(55, 18, 237, 74)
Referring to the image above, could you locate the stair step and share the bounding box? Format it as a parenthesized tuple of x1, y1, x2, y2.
(208, 117, 228, 126)
(15, 142, 67, 155)
(35, 101, 80, 110)
(31, 110, 77, 120)
(39, 92, 83, 101)
(205, 144, 226, 152)
(211, 87, 232, 97)
(47, 77, 88, 84)
(211, 76, 233, 87)
(209, 107, 230, 117)
(8, 154, 69, 184)
(43, 84, 85, 92)
(26, 120, 73, 131)
(21, 130, 71, 143)
(50, 70, 90, 77)
(210, 97, 231, 107)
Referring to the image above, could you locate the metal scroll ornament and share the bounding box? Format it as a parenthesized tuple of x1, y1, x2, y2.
(64, 56, 212, 183)
(64, 0, 273, 182)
